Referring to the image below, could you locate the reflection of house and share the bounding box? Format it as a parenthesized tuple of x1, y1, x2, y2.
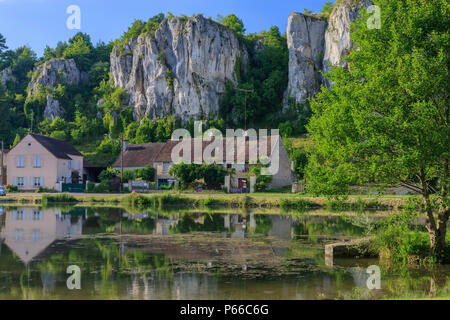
(154, 219, 178, 236)
(224, 214, 247, 238)
(0, 207, 82, 264)
(269, 216, 294, 241)
(1, 149, 9, 185)
(112, 135, 294, 190)
(7, 133, 84, 190)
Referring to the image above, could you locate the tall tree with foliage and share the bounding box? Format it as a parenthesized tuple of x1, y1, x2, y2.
(0, 33, 7, 53)
(306, 0, 449, 258)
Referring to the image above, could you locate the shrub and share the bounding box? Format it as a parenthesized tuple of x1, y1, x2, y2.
(87, 182, 96, 193)
(5, 185, 18, 192)
(248, 161, 272, 192)
(42, 193, 77, 205)
(280, 198, 314, 211)
(99, 167, 119, 182)
(94, 181, 111, 193)
(372, 204, 439, 266)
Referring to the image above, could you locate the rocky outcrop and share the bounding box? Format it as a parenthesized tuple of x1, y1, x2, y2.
(285, 1, 371, 107)
(285, 13, 327, 108)
(27, 58, 87, 119)
(44, 96, 64, 121)
(322, 0, 372, 85)
(110, 15, 248, 121)
(28, 58, 85, 96)
(1, 67, 15, 84)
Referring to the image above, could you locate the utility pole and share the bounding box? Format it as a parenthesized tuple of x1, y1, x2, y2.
(236, 88, 254, 130)
(0, 140, 3, 186)
(121, 132, 124, 193)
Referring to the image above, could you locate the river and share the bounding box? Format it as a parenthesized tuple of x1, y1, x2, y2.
(0, 206, 448, 300)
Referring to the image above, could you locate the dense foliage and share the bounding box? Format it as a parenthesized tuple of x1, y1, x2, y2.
(306, 0, 449, 258)
(169, 163, 229, 190)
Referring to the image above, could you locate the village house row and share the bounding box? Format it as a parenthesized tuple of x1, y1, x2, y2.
(1, 133, 295, 192)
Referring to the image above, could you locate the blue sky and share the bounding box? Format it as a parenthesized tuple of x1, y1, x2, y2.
(0, 0, 331, 57)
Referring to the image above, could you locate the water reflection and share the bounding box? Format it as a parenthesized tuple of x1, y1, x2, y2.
(0, 207, 82, 264)
(0, 206, 448, 300)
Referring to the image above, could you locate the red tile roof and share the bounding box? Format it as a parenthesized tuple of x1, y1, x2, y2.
(112, 143, 166, 168)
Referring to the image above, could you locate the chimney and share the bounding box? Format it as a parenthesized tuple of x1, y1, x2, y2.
(123, 139, 128, 152)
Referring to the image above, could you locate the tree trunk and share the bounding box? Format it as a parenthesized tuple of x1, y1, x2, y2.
(432, 208, 449, 259)
(425, 199, 448, 259)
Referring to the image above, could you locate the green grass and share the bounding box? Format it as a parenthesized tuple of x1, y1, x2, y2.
(41, 193, 78, 205)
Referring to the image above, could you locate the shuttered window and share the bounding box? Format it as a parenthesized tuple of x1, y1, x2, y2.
(16, 156, 24, 168)
(33, 156, 42, 168)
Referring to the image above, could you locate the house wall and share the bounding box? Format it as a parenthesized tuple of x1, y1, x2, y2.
(7, 135, 58, 190)
(268, 137, 294, 189)
(155, 162, 173, 181)
(57, 154, 83, 183)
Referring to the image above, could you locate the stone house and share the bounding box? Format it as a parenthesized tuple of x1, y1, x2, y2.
(112, 135, 294, 190)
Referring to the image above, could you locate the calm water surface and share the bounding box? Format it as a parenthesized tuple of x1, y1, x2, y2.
(0, 206, 448, 300)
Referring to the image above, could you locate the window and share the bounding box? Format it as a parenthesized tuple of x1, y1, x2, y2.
(32, 230, 40, 242)
(33, 156, 42, 168)
(13, 210, 25, 221)
(16, 156, 24, 168)
(31, 210, 42, 221)
(17, 177, 25, 187)
(15, 229, 23, 241)
(33, 177, 42, 187)
(69, 160, 74, 169)
(163, 162, 171, 172)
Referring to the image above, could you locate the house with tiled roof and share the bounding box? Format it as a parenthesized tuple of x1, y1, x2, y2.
(113, 135, 294, 190)
(7, 133, 84, 190)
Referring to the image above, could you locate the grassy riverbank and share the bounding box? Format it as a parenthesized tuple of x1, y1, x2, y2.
(0, 192, 414, 211)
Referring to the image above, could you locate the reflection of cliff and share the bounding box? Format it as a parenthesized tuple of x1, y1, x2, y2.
(1, 208, 82, 264)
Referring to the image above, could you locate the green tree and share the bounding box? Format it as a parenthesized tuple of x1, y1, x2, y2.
(199, 164, 228, 190)
(134, 165, 156, 181)
(0, 33, 8, 53)
(63, 32, 93, 71)
(222, 14, 245, 35)
(307, 0, 449, 258)
(169, 163, 201, 189)
(320, 1, 334, 20)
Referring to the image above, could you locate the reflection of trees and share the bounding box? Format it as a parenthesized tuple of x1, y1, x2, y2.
(169, 213, 225, 234)
(293, 217, 365, 242)
(252, 215, 272, 236)
(120, 218, 155, 233)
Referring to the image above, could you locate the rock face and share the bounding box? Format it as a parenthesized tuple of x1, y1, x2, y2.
(27, 58, 87, 119)
(44, 96, 65, 121)
(110, 15, 248, 121)
(322, 0, 372, 85)
(1, 67, 15, 84)
(28, 59, 85, 96)
(285, 13, 327, 108)
(285, 1, 371, 107)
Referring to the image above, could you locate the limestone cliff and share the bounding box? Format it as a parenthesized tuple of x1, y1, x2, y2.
(110, 15, 248, 121)
(27, 58, 87, 119)
(322, 0, 372, 85)
(285, 0, 371, 107)
(285, 13, 327, 108)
